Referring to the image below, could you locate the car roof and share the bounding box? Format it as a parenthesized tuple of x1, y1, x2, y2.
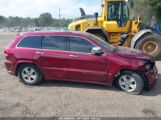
(19, 31, 91, 38)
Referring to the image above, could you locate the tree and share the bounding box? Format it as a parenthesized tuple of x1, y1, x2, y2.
(0, 12, 72, 28)
(131, 0, 154, 24)
(34, 18, 40, 27)
(131, 0, 161, 24)
(21, 17, 35, 27)
(0, 16, 6, 27)
(6, 16, 22, 27)
(146, 0, 161, 22)
(38, 12, 53, 27)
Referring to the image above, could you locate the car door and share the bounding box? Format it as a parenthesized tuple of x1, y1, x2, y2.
(33, 36, 70, 80)
(16, 36, 42, 63)
(68, 36, 109, 83)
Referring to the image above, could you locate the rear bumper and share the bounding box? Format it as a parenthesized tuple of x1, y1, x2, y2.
(145, 66, 158, 88)
(4, 60, 15, 75)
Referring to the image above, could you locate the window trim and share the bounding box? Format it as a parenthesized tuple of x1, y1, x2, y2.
(68, 36, 97, 54)
(67, 36, 106, 55)
(16, 35, 43, 49)
(16, 34, 106, 55)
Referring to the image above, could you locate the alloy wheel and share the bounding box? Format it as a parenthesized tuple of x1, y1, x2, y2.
(21, 67, 38, 84)
(119, 75, 137, 92)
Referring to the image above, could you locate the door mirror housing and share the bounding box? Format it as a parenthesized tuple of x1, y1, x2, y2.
(91, 47, 104, 56)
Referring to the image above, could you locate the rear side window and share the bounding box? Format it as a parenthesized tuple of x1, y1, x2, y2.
(69, 37, 95, 53)
(17, 36, 42, 48)
(42, 36, 67, 51)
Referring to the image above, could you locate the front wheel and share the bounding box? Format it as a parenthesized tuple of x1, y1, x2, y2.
(117, 71, 145, 95)
(135, 34, 161, 60)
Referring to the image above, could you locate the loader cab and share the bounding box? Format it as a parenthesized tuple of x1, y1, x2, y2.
(108, 1, 129, 27)
(102, 0, 131, 33)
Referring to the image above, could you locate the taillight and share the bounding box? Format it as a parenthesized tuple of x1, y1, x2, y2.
(3, 49, 10, 54)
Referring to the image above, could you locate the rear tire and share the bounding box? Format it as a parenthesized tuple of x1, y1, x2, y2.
(18, 64, 43, 85)
(116, 71, 144, 95)
(135, 34, 161, 60)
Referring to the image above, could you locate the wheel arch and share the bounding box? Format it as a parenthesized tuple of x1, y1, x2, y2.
(131, 29, 152, 48)
(112, 69, 148, 90)
(84, 27, 108, 42)
(15, 61, 41, 76)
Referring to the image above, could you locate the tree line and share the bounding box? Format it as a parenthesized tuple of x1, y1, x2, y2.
(0, 12, 73, 27)
(131, 0, 161, 24)
(0, 0, 160, 28)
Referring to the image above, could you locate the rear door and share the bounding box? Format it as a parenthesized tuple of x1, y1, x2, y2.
(33, 36, 70, 80)
(68, 36, 109, 83)
(16, 36, 42, 61)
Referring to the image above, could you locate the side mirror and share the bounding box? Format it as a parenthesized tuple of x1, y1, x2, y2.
(91, 47, 104, 56)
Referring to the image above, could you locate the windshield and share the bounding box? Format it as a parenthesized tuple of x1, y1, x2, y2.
(108, 2, 129, 27)
(87, 34, 117, 52)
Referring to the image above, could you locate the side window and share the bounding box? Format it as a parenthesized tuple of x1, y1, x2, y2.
(17, 36, 42, 48)
(42, 36, 67, 51)
(69, 37, 94, 53)
(123, 3, 129, 25)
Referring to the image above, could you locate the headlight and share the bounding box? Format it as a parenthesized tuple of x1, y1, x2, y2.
(144, 61, 155, 71)
(145, 63, 151, 70)
(137, 60, 155, 71)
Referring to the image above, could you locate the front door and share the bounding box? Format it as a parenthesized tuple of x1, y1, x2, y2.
(68, 36, 108, 83)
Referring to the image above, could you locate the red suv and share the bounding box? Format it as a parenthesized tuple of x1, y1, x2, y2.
(4, 31, 158, 94)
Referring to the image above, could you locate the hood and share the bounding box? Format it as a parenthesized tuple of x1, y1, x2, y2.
(115, 47, 154, 60)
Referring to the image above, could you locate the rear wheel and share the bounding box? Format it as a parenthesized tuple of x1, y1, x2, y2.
(117, 71, 144, 95)
(18, 64, 43, 85)
(135, 34, 161, 60)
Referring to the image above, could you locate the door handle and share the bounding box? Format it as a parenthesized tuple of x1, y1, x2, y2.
(36, 52, 44, 55)
(70, 55, 78, 58)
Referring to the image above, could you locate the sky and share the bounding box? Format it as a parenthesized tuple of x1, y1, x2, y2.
(0, 0, 102, 19)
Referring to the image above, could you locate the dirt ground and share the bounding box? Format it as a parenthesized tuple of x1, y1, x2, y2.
(0, 33, 161, 117)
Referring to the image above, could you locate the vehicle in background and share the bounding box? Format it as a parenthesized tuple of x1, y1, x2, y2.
(4, 31, 158, 95)
(68, 0, 161, 60)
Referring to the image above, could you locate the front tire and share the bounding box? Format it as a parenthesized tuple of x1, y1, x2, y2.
(18, 64, 43, 85)
(117, 71, 144, 95)
(135, 34, 161, 60)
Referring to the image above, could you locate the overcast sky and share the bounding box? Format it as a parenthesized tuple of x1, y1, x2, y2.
(0, 0, 102, 18)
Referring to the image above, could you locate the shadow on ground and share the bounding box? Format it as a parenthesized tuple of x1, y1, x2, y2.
(38, 74, 161, 96)
(40, 80, 118, 92)
(142, 74, 161, 96)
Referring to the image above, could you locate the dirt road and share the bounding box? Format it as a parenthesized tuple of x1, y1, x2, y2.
(0, 33, 161, 117)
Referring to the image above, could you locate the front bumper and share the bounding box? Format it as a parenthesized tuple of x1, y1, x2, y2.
(145, 66, 158, 88)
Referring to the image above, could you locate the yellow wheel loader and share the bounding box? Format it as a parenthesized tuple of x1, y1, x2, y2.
(68, 0, 161, 60)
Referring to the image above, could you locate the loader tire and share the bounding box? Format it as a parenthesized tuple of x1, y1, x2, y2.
(135, 34, 161, 60)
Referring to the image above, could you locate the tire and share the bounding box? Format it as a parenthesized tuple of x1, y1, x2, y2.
(135, 34, 161, 60)
(18, 64, 43, 85)
(116, 71, 144, 95)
